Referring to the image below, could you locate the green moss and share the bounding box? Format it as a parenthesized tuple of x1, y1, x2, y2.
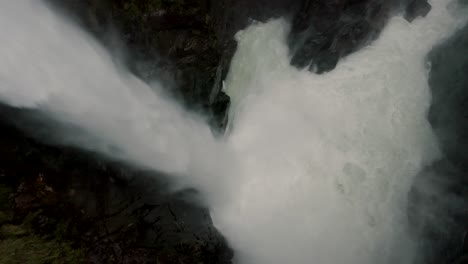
(0, 212, 84, 263)
(20, 210, 43, 231)
(0, 211, 13, 225)
(120, 0, 164, 19)
(0, 224, 28, 237)
(0, 184, 12, 210)
(0, 235, 84, 264)
(52, 219, 71, 241)
(122, 2, 140, 17)
(0, 183, 13, 226)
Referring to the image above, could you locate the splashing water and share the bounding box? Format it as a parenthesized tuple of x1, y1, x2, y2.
(218, 1, 467, 263)
(0, 0, 236, 206)
(0, 0, 466, 263)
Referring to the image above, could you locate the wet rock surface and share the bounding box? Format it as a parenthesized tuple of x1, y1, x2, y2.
(48, 0, 432, 121)
(48, 0, 232, 132)
(289, 0, 432, 73)
(409, 23, 468, 264)
(0, 106, 232, 263)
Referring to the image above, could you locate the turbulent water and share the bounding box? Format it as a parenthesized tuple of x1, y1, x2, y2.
(0, 0, 237, 206)
(0, 0, 466, 263)
(220, 2, 466, 263)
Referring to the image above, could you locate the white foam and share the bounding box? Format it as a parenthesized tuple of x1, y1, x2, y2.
(218, 1, 467, 263)
(0, 0, 236, 205)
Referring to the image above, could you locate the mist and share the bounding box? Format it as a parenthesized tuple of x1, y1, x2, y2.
(0, 0, 467, 263)
(0, 0, 237, 207)
(216, 2, 467, 262)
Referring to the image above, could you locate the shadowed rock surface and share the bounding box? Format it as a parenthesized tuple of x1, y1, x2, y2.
(409, 23, 468, 264)
(0, 105, 233, 263)
(289, 0, 431, 73)
(47, 0, 432, 125)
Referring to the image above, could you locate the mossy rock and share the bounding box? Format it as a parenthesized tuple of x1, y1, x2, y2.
(0, 210, 83, 263)
(0, 184, 12, 210)
(0, 202, 85, 263)
(0, 211, 13, 225)
(0, 224, 28, 238)
(0, 235, 84, 264)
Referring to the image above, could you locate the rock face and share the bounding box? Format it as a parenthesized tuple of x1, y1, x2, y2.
(48, 0, 232, 131)
(0, 106, 233, 263)
(48, 0, 432, 115)
(409, 24, 468, 264)
(289, 0, 431, 73)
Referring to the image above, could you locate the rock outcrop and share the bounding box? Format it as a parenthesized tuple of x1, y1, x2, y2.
(0, 106, 233, 263)
(289, 0, 431, 73)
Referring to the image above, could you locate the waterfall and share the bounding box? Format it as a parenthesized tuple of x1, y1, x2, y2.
(0, 0, 466, 263)
(219, 1, 466, 263)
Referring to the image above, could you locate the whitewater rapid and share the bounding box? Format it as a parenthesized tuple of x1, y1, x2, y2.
(0, 0, 466, 263)
(219, 1, 466, 263)
(220, 1, 465, 264)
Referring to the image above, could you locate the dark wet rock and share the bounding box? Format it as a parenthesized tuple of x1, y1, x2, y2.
(288, 0, 431, 73)
(405, 0, 432, 22)
(47, 0, 434, 121)
(48, 0, 231, 132)
(409, 23, 468, 264)
(428, 24, 468, 165)
(218, 0, 432, 75)
(0, 106, 233, 263)
(210, 92, 231, 132)
(454, 234, 468, 264)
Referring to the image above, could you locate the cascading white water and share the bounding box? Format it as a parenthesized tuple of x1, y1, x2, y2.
(217, 1, 467, 263)
(0, 0, 237, 206)
(0, 0, 466, 263)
